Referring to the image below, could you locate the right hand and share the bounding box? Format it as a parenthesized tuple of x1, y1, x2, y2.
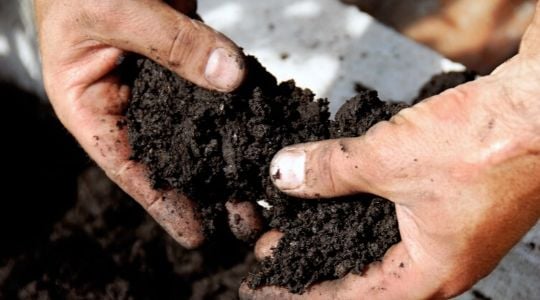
(35, 0, 261, 248)
(242, 4, 540, 298)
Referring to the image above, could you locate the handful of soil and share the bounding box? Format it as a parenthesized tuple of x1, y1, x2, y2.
(126, 56, 404, 293)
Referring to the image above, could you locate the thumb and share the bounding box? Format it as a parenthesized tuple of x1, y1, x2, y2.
(90, 0, 245, 92)
(270, 136, 381, 199)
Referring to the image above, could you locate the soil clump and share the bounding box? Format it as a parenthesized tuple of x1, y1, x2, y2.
(126, 57, 404, 293)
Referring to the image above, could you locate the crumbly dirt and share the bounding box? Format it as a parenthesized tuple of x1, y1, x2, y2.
(0, 66, 475, 298)
(126, 56, 331, 237)
(249, 92, 406, 293)
(1, 165, 256, 300)
(126, 57, 404, 293)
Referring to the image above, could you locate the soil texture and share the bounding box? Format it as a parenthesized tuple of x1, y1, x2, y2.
(0, 83, 254, 300)
(126, 57, 405, 293)
(0, 68, 475, 298)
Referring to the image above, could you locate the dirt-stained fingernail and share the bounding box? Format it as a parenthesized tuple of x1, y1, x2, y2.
(226, 201, 263, 242)
(205, 48, 244, 91)
(270, 148, 305, 191)
(146, 192, 204, 249)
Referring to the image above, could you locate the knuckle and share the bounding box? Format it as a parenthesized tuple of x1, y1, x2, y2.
(363, 123, 399, 173)
(387, 106, 421, 128)
(326, 143, 342, 195)
(365, 120, 392, 139)
(108, 158, 137, 181)
(305, 141, 342, 196)
(103, 160, 160, 206)
(167, 22, 199, 69)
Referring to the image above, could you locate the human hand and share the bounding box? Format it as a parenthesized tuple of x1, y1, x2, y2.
(35, 0, 259, 248)
(241, 5, 540, 299)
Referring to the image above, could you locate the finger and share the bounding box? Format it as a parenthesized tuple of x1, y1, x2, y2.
(240, 243, 450, 300)
(270, 93, 441, 200)
(86, 0, 245, 92)
(254, 230, 283, 261)
(269, 135, 389, 199)
(112, 162, 204, 249)
(225, 201, 264, 242)
(60, 74, 204, 248)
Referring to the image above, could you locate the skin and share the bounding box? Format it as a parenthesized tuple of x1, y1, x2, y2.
(35, 0, 540, 298)
(241, 3, 540, 299)
(34, 0, 261, 248)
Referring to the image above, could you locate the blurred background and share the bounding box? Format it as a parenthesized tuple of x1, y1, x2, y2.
(345, 0, 536, 74)
(1, 0, 538, 299)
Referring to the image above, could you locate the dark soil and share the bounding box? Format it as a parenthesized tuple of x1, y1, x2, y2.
(0, 66, 475, 299)
(250, 70, 475, 293)
(126, 56, 329, 237)
(414, 70, 477, 103)
(248, 92, 406, 293)
(1, 165, 256, 300)
(0, 83, 255, 300)
(126, 57, 405, 293)
(0, 82, 87, 263)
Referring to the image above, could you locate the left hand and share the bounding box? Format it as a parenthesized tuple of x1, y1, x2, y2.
(35, 0, 253, 248)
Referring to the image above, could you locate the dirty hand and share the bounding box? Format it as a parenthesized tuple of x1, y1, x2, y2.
(242, 5, 540, 300)
(35, 0, 258, 248)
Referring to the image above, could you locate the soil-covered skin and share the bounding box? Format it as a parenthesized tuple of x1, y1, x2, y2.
(126, 57, 405, 293)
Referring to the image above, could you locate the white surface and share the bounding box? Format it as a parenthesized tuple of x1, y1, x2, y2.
(200, 0, 464, 114)
(200, 0, 540, 298)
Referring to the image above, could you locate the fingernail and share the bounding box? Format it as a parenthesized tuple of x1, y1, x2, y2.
(255, 230, 284, 261)
(270, 148, 306, 190)
(205, 48, 243, 91)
